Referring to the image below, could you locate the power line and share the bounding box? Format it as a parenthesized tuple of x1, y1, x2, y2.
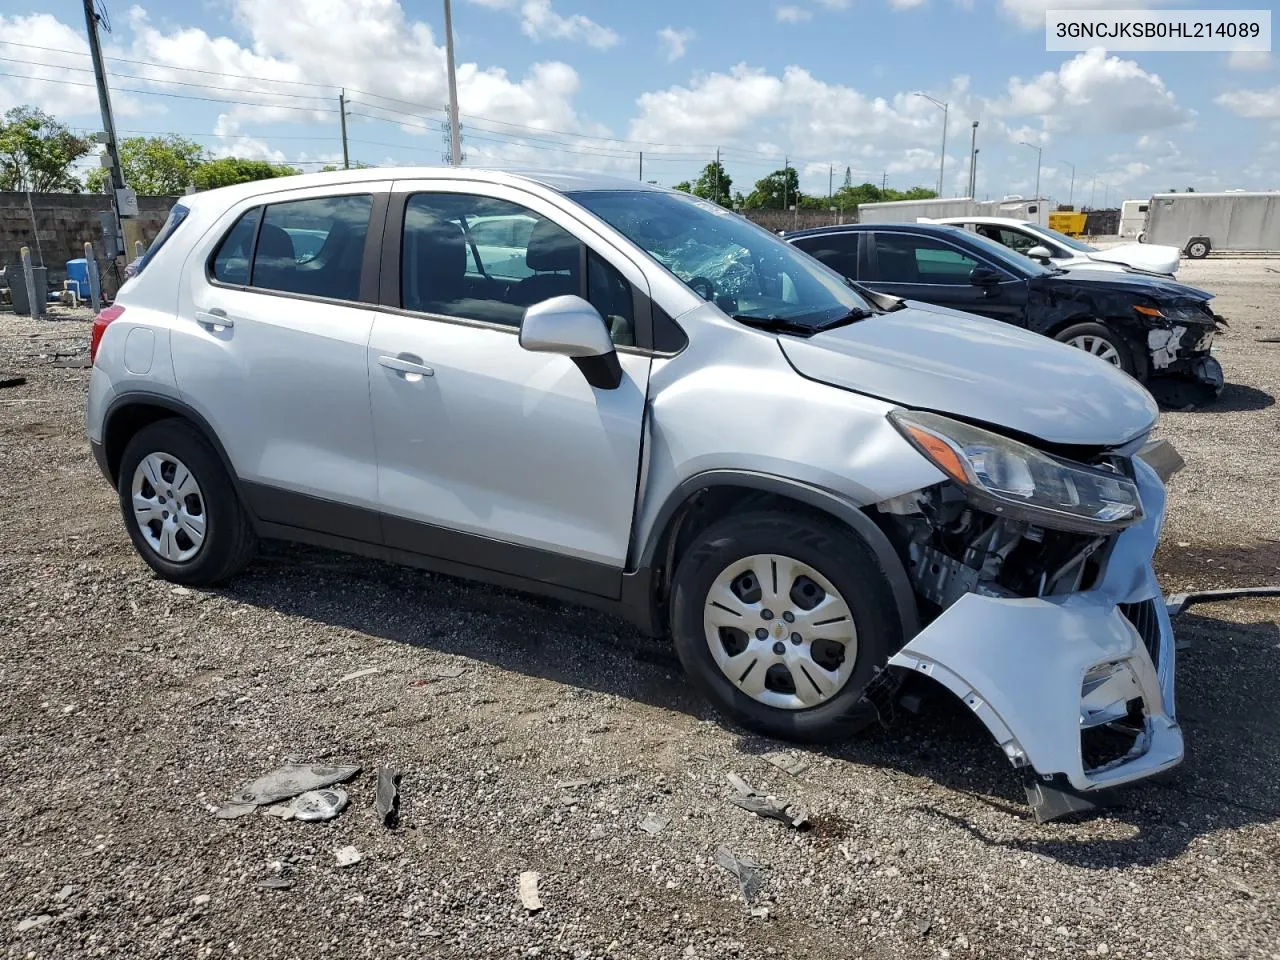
(0, 69, 339, 113)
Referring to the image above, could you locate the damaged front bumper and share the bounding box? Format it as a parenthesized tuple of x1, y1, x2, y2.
(887, 459, 1181, 819)
(1145, 307, 1225, 394)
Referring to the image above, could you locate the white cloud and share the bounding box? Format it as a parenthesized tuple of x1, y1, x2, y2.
(467, 0, 619, 48)
(817, 0, 853, 8)
(1216, 86, 1280, 118)
(889, 0, 927, 9)
(990, 48, 1193, 134)
(998, 0, 1164, 30)
(657, 26, 694, 63)
(775, 6, 813, 23)
(0, 13, 148, 119)
(1226, 51, 1273, 72)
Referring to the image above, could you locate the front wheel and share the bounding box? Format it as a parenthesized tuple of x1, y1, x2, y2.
(118, 419, 257, 585)
(1054, 321, 1140, 378)
(669, 511, 898, 743)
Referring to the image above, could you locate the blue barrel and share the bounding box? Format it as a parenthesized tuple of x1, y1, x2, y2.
(66, 258, 91, 298)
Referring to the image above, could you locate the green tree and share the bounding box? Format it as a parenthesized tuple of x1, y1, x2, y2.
(0, 106, 92, 192)
(744, 167, 801, 210)
(690, 160, 732, 207)
(194, 157, 300, 190)
(672, 180, 693, 193)
(86, 135, 204, 195)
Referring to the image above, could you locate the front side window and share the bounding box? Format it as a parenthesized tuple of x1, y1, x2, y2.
(568, 189, 868, 330)
(1031, 224, 1097, 253)
(250, 194, 372, 301)
(874, 233, 980, 284)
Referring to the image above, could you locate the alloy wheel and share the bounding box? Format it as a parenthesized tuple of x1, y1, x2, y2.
(702, 553, 858, 710)
(1067, 334, 1122, 366)
(131, 451, 207, 563)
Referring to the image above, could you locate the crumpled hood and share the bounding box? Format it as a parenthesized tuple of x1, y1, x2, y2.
(1086, 242, 1180, 276)
(1043, 268, 1214, 304)
(779, 302, 1158, 447)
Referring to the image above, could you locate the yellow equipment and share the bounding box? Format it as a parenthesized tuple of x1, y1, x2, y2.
(1049, 212, 1087, 237)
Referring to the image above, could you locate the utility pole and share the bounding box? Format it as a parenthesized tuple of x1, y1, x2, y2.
(881, 171, 887, 192)
(967, 121, 979, 198)
(828, 164, 833, 201)
(339, 90, 350, 170)
(1090, 177, 1097, 208)
(715, 147, 720, 203)
(442, 0, 462, 166)
(783, 155, 789, 211)
(638, 151, 643, 181)
(83, 0, 130, 270)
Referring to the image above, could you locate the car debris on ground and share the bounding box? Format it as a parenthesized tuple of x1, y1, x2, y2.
(713, 845, 766, 906)
(333, 846, 362, 868)
(374, 766, 401, 827)
(218, 762, 361, 818)
(337, 667, 380, 684)
(519, 871, 544, 912)
(726, 773, 809, 829)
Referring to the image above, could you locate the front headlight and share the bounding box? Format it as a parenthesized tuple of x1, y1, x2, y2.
(889, 409, 1143, 533)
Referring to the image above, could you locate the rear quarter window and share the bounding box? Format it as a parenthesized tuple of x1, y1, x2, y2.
(132, 204, 190, 275)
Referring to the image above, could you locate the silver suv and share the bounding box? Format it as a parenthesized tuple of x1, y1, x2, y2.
(87, 169, 1181, 819)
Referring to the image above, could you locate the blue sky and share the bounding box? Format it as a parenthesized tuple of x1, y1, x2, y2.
(0, 0, 1276, 204)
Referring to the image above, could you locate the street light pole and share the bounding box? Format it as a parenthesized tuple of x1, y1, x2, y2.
(442, 0, 462, 166)
(1060, 160, 1075, 207)
(1019, 140, 1042, 203)
(967, 121, 979, 197)
(914, 92, 949, 197)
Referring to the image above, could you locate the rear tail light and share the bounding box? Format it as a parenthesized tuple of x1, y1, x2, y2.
(90, 305, 125, 365)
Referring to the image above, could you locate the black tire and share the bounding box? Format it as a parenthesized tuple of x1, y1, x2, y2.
(669, 510, 899, 743)
(1185, 238, 1210, 259)
(117, 418, 256, 585)
(1053, 321, 1142, 379)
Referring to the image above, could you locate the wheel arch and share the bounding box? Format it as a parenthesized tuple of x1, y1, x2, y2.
(102, 392, 241, 493)
(631, 471, 920, 645)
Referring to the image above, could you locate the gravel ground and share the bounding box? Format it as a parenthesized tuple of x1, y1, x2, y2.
(2, 262, 1278, 960)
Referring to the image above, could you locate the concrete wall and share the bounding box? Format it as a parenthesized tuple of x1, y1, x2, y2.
(742, 209, 854, 233)
(0, 192, 178, 290)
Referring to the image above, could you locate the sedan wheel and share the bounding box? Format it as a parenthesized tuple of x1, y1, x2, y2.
(131, 451, 207, 562)
(1066, 334, 1122, 367)
(703, 553, 858, 710)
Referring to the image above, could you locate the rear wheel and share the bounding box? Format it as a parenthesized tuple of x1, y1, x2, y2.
(669, 511, 897, 742)
(118, 419, 256, 585)
(1185, 238, 1210, 259)
(1054, 321, 1138, 377)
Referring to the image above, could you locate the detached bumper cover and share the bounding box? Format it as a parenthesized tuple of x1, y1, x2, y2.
(889, 458, 1181, 795)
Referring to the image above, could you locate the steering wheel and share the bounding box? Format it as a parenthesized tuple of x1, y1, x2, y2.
(688, 276, 716, 301)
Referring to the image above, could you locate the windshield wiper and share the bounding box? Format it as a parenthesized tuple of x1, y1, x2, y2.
(732, 307, 873, 337)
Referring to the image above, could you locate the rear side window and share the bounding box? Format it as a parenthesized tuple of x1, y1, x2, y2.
(250, 195, 373, 302)
(132, 203, 189, 275)
(874, 233, 978, 284)
(791, 233, 858, 280)
(211, 207, 261, 285)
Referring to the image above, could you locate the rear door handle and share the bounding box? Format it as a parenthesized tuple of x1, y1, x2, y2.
(195, 309, 234, 331)
(378, 354, 435, 378)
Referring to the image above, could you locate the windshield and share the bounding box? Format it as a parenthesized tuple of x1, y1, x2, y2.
(1033, 224, 1097, 253)
(566, 189, 870, 328)
(953, 228, 1057, 277)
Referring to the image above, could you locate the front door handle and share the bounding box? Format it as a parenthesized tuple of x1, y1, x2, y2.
(378, 354, 435, 378)
(195, 309, 234, 331)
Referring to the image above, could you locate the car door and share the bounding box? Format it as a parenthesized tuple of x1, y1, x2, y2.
(862, 230, 1028, 325)
(175, 184, 389, 538)
(367, 181, 652, 597)
(789, 230, 861, 281)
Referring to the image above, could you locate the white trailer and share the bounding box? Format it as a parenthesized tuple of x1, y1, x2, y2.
(857, 196, 1053, 226)
(1142, 192, 1280, 258)
(1119, 200, 1149, 239)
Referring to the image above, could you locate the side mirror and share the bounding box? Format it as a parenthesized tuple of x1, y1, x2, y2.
(519, 294, 622, 389)
(969, 266, 1003, 287)
(1026, 245, 1053, 262)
